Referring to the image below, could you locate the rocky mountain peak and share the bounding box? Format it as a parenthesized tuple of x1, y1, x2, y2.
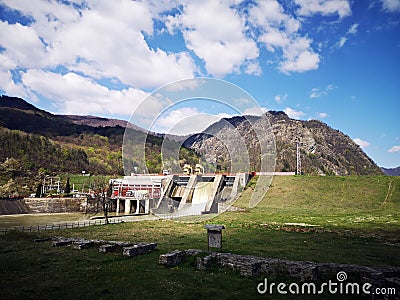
(184, 111, 383, 175)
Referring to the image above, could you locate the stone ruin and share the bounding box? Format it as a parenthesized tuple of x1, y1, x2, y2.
(159, 249, 400, 296)
(35, 236, 157, 258)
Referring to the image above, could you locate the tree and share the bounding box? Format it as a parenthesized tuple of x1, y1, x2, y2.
(64, 177, 71, 195)
(93, 177, 111, 225)
(35, 182, 42, 198)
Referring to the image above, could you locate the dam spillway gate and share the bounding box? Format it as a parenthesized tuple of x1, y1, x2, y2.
(153, 173, 250, 217)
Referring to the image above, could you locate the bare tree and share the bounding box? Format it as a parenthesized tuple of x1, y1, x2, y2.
(93, 177, 111, 225)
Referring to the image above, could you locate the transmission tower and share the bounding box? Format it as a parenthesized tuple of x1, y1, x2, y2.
(296, 141, 301, 175)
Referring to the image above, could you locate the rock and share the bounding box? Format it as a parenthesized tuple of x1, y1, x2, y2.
(159, 249, 203, 266)
(183, 112, 383, 175)
(52, 237, 75, 247)
(108, 241, 133, 247)
(159, 250, 186, 266)
(72, 240, 94, 250)
(123, 243, 157, 257)
(185, 249, 203, 256)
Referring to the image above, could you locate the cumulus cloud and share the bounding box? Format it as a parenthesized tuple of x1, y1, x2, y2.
(295, 0, 352, 19)
(0, 21, 47, 68)
(152, 107, 232, 135)
(20, 69, 153, 116)
(284, 107, 306, 119)
(162, 79, 206, 92)
(353, 138, 370, 149)
(279, 47, 320, 73)
(0, 0, 358, 119)
(0, 69, 39, 102)
(249, 1, 320, 74)
(388, 145, 400, 152)
(0, 0, 195, 89)
(167, 0, 259, 77)
(381, 0, 400, 12)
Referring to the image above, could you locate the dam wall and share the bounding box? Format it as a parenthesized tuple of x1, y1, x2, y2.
(0, 199, 31, 215)
(154, 173, 251, 216)
(0, 197, 97, 215)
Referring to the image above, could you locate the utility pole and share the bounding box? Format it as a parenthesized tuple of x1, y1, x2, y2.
(296, 141, 301, 175)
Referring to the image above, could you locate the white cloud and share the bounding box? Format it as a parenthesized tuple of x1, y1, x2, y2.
(243, 106, 268, 116)
(0, 21, 47, 68)
(0, 0, 362, 121)
(353, 138, 370, 149)
(295, 0, 352, 19)
(337, 37, 347, 48)
(388, 145, 400, 152)
(162, 79, 206, 92)
(279, 47, 320, 73)
(0, 68, 39, 102)
(318, 112, 328, 118)
(0, 0, 196, 89)
(348, 23, 359, 35)
(336, 23, 359, 48)
(284, 107, 306, 119)
(275, 93, 287, 103)
(381, 0, 400, 12)
(169, 0, 259, 77)
(310, 88, 323, 98)
(249, 0, 320, 74)
(310, 84, 335, 98)
(20, 69, 153, 116)
(152, 107, 232, 135)
(244, 60, 262, 75)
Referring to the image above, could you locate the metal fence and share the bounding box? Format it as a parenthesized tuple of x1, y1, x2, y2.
(0, 218, 123, 235)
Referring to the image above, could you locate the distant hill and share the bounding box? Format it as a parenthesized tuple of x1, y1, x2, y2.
(63, 115, 146, 132)
(183, 111, 383, 175)
(381, 166, 400, 176)
(0, 95, 129, 137)
(0, 95, 384, 178)
(0, 95, 40, 111)
(0, 95, 199, 182)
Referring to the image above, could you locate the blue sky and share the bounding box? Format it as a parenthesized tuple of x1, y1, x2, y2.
(0, 0, 399, 168)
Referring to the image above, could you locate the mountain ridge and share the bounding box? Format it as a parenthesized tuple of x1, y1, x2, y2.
(183, 111, 383, 175)
(381, 166, 400, 176)
(0, 95, 385, 176)
(0, 95, 199, 184)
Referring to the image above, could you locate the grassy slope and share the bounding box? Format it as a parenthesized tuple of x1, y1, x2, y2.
(231, 175, 400, 230)
(0, 176, 399, 299)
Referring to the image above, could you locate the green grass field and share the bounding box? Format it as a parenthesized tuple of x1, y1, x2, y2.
(0, 175, 399, 299)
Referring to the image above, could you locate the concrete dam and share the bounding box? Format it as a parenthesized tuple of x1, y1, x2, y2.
(152, 173, 250, 217)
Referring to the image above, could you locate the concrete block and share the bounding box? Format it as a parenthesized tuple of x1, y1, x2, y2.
(72, 241, 94, 250)
(123, 243, 157, 257)
(99, 244, 118, 253)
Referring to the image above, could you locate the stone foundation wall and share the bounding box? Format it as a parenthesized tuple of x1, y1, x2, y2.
(159, 250, 400, 296)
(23, 197, 88, 213)
(0, 197, 104, 215)
(0, 199, 31, 215)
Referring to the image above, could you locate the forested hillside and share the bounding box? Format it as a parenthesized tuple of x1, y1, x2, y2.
(0, 95, 200, 196)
